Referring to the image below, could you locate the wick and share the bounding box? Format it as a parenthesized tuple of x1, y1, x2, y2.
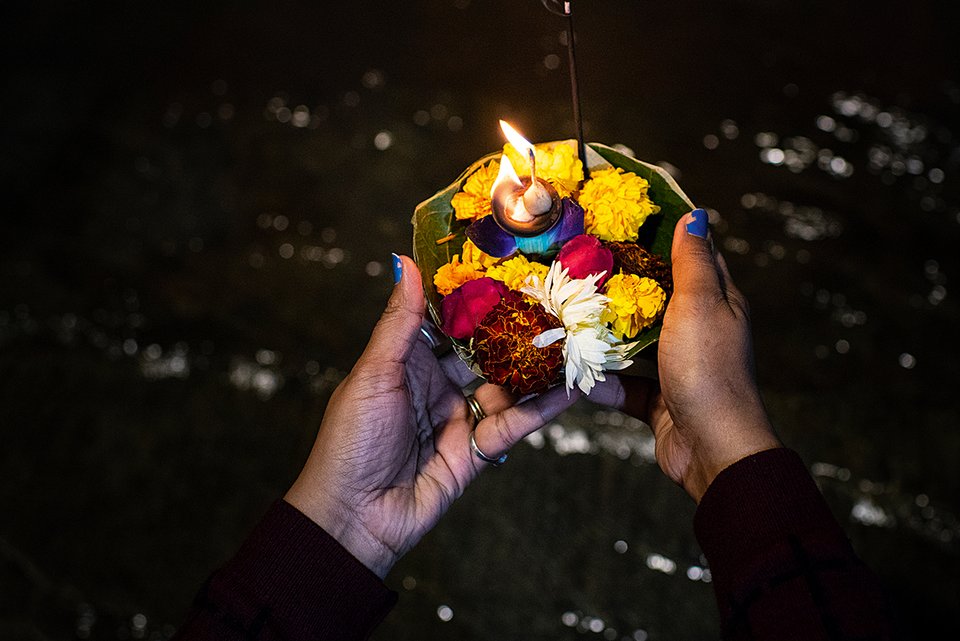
(521, 148, 552, 216)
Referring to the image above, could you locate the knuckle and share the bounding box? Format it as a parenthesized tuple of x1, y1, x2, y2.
(491, 414, 514, 450)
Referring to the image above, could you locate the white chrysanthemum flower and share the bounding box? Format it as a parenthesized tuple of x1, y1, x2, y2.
(522, 262, 634, 395)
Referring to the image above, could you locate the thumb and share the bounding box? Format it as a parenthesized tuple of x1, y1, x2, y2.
(670, 208, 723, 300)
(360, 254, 426, 365)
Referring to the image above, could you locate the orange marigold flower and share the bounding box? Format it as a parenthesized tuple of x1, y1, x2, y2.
(461, 238, 500, 269)
(601, 273, 666, 340)
(504, 141, 583, 197)
(434, 254, 484, 296)
(579, 167, 661, 242)
(485, 255, 549, 293)
(451, 160, 500, 221)
(473, 298, 564, 395)
(606, 241, 673, 297)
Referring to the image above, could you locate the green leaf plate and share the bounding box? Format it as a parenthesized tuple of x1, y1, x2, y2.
(412, 141, 694, 372)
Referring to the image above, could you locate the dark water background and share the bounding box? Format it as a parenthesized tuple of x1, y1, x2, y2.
(2, 1, 958, 639)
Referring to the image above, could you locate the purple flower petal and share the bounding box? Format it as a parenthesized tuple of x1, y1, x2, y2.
(555, 198, 586, 244)
(465, 216, 518, 258)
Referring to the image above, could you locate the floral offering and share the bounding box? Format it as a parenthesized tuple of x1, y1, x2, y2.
(413, 125, 693, 396)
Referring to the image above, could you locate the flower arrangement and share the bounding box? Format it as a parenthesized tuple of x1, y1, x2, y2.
(413, 133, 693, 396)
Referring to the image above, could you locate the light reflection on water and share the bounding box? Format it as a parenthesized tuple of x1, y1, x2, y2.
(534, 414, 959, 550)
(526, 412, 657, 464)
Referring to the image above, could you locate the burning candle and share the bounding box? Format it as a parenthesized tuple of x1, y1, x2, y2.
(489, 120, 562, 237)
(464, 119, 584, 258)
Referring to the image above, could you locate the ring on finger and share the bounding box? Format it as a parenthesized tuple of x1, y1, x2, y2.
(419, 321, 452, 356)
(470, 430, 508, 467)
(464, 393, 486, 423)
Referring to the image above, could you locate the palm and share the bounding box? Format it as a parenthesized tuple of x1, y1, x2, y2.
(343, 341, 478, 558)
(651, 301, 702, 488)
(646, 393, 693, 488)
(598, 303, 706, 493)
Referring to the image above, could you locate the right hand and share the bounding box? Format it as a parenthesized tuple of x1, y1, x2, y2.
(592, 209, 781, 502)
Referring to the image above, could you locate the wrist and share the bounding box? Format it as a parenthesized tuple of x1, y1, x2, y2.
(685, 426, 781, 503)
(284, 483, 398, 579)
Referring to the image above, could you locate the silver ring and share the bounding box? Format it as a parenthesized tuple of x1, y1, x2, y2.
(470, 430, 508, 467)
(419, 321, 453, 356)
(465, 393, 486, 423)
(419, 326, 441, 349)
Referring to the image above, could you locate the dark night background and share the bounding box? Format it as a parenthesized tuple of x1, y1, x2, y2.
(1, 1, 958, 639)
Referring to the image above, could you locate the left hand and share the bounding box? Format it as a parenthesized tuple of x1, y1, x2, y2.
(285, 255, 581, 578)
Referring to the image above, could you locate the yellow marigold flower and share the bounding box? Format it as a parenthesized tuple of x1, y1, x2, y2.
(486, 255, 550, 293)
(451, 160, 499, 221)
(580, 167, 661, 242)
(601, 273, 666, 340)
(434, 255, 484, 296)
(461, 238, 500, 269)
(504, 142, 584, 197)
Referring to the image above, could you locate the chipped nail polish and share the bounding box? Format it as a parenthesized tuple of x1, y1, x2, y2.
(686, 208, 709, 238)
(391, 253, 403, 283)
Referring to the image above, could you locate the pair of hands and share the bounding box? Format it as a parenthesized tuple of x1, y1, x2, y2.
(285, 212, 780, 578)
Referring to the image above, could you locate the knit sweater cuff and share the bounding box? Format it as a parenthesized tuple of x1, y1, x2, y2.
(199, 499, 397, 641)
(693, 448, 851, 618)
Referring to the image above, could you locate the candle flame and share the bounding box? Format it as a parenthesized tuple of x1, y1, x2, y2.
(491, 120, 556, 228)
(491, 154, 534, 223)
(491, 154, 523, 197)
(499, 120, 535, 160)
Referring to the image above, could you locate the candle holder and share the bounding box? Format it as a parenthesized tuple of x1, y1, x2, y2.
(491, 176, 562, 237)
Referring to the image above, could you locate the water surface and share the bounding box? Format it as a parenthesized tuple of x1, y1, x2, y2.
(1, 1, 957, 639)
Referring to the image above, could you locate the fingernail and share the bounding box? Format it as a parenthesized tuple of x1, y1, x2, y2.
(391, 253, 403, 284)
(686, 208, 709, 238)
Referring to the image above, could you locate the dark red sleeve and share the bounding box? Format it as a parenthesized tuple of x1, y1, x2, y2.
(174, 499, 397, 641)
(694, 448, 900, 640)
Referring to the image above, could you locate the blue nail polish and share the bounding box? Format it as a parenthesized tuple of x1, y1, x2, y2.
(391, 253, 403, 283)
(686, 208, 709, 238)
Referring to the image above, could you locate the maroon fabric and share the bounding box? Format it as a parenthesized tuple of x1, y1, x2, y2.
(176, 450, 900, 640)
(174, 499, 396, 641)
(695, 448, 900, 640)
